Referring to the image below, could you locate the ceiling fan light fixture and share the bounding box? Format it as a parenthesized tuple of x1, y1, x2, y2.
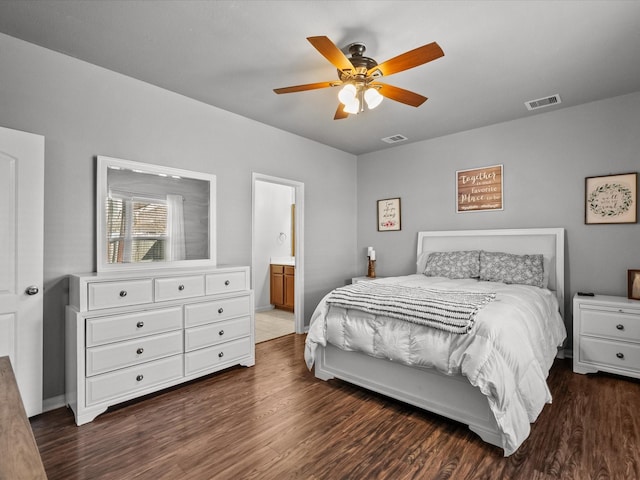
(274, 36, 444, 120)
(338, 84, 357, 105)
(364, 87, 383, 109)
(343, 98, 360, 114)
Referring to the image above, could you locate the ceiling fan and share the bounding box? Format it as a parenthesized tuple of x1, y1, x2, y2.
(273, 36, 444, 120)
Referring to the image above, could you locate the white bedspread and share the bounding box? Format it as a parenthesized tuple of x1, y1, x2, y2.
(304, 275, 567, 456)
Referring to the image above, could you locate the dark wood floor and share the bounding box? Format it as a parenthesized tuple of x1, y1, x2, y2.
(31, 334, 640, 480)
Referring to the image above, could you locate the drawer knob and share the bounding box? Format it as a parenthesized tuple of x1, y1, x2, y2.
(178, 284, 185, 291)
(137, 321, 144, 328)
(219, 330, 225, 336)
(616, 352, 625, 359)
(218, 352, 224, 358)
(218, 308, 224, 314)
(225, 280, 230, 286)
(136, 348, 144, 355)
(136, 374, 144, 382)
(616, 324, 625, 330)
(119, 290, 127, 297)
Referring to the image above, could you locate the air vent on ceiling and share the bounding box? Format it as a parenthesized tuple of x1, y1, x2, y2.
(525, 94, 561, 111)
(381, 134, 408, 144)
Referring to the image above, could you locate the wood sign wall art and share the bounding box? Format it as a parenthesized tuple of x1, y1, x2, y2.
(585, 172, 637, 224)
(456, 165, 503, 213)
(377, 197, 401, 231)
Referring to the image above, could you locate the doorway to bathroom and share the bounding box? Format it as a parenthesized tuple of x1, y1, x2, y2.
(251, 173, 304, 342)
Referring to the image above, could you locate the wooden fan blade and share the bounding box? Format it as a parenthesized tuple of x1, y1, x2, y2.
(273, 81, 336, 94)
(368, 42, 444, 77)
(372, 83, 428, 107)
(334, 104, 349, 120)
(307, 36, 355, 73)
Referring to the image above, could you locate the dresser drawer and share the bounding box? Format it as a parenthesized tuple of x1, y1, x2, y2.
(184, 295, 251, 328)
(88, 279, 153, 310)
(206, 270, 247, 295)
(579, 337, 640, 372)
(185, 316, 251, 352)
(86, 330, 183, 376)
(580, 308, 640, 342)
(86, 307, 183, 347)
(155, 275, 205, 302)
(86, 354, 183, 406)
(184, 337, 251, 376)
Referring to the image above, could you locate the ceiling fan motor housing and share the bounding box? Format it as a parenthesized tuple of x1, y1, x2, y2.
(338, 42, 379, 82)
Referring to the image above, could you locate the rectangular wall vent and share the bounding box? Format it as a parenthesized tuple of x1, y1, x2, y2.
(381, 134, 408, 144)
(525, 94, 561, 111)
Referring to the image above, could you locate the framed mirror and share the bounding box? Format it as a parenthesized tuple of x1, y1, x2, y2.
(97, 155, 216, 272)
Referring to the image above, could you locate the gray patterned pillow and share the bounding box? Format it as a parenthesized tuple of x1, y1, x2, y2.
(479, 251, 544, 287)
(424, 251, 480, 279)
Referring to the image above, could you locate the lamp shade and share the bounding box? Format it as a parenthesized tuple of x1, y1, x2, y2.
(364, 88, 383, 109)
(343, 98, 360, 114)
(338, 84, 357, 105)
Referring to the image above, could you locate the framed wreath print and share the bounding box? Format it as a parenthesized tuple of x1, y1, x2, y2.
(377, 197, 401, 231)
(585, 172, 637, 224)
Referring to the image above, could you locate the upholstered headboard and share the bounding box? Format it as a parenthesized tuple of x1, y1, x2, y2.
(416, 228, 565, 317)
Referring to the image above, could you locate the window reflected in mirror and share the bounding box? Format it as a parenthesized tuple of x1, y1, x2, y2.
(106, 195, 169, 263)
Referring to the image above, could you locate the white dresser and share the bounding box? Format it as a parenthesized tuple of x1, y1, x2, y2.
(573, 294, 640, 379)
(66, 265, 254, 425)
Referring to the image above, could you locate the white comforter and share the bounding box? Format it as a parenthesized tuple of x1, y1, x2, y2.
(304, 275, 566, 456)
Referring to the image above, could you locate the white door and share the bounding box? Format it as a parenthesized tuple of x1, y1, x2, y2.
(0, 126, 44, 417)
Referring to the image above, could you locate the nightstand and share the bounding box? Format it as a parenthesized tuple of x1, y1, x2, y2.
(573, 294, 640, 379)
(351, 276, 382, 284)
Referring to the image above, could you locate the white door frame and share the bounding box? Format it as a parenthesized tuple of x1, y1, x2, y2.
(251, 173, 304, 334)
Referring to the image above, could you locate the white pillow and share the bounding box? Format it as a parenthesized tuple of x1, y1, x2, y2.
(542, 255, 551, 289)
(416, 251, 431, 273)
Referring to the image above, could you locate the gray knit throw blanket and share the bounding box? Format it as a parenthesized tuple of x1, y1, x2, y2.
(326, 282, 496, 334)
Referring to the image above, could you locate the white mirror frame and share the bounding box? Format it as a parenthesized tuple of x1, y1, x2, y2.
(96, 155, 217, 272)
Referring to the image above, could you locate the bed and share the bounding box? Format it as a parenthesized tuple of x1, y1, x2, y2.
(304, 228, 566, 456)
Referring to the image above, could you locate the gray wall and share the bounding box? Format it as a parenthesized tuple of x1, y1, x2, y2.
(0, 33, 357, 402)
(357, 91, 640, 349)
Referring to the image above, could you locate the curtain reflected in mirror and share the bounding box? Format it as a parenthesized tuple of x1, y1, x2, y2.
(166, 194, 185, 261)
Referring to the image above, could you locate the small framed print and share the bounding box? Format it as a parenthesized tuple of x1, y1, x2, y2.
(585, 172, 637, 224)
(377, 197, 401, 231)
(629, 270, 640, 300)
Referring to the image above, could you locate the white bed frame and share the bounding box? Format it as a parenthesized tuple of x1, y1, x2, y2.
(314, 228, 565, 452)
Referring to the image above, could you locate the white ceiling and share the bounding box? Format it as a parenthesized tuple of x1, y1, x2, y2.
(0, 0, 639, 155)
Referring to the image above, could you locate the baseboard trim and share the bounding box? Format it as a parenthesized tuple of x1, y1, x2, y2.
(255, 305, 275, 313)
(42, 394, 66, 413)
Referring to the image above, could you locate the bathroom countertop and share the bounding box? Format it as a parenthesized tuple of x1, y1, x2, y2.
(270, 256, 295, 266)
